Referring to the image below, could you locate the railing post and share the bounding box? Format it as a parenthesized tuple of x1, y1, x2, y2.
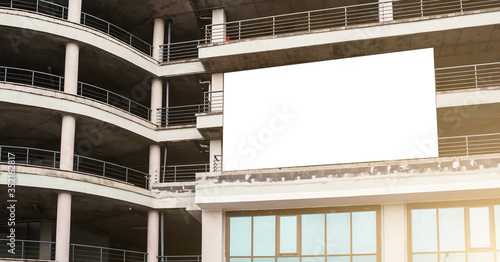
(36, 0, 39, 13)
(75, 155, 79, 171)
(32, 71, 35, 86)
(59, 77, 63, 91)
(465, 136, 469, 156)
(460, 0, 464, 14)
(106, 90, 109, 104)
(174, 166, 177, 182)
(26, 148, 29, 164)
(54, 151, 57, 168)
(125, 168, 129, 183)
(129, 34, 133, 46)
(100, 247, 103, 262)
(72, 244, 75, 262)
(344, 6, 348, 26)
(307, 11, 311, 31)
(128, 100, 131, 113)
(238, 21, 241, 39)
(474, 65, 478, 88)
(0, 146, 2, 162)
(272, 16, 276, 35)
(103, 162, 106, 177)
(107, 23, 110, 35)
(4, 67, 7, 81)
(10, 0, 13, 8)
(420, 0, 424, 17)
(123, 250, 126, 262)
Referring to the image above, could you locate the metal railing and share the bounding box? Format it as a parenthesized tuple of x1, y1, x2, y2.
(0, 239, 55, 260)
(0, 239, 147, 262)
(0, 145, 148, 188)
(213, 155, 222, 172)
(162, 163, 209, 182)
(159, 39, 205, 62)
(157, 104, 205, 126)
(0, 0, 152, 56)
(0, 66, 151, 120)
(205, 0, 500, 42)
(71, 243, 147, 262)
(435, 61, 500, 91)
(439, 133, 500, 157)
(158, 255, 202, 262)
(204, 90, 223, 113)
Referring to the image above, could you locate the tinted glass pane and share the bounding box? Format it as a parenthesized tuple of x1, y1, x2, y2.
(230, 258, 251, 262)
(230, 216, 252, 256)
(352, 255, 376, 262)
(469, 207, 490, 248)
(254, 258, 275, 262)
(411, 209, 437, 252)
(327, 213, 350, 255)
(438, 208, 465, 252)
(254, 216, 276, 256)
(413, 254, 438, 262)
(495, 206, 500, 249)
(280, 216, 297, 253)
(327, 257, 350, 262)
(352, 211, 376, 254)
(277, 258, 299, 262)
(302, 213, 325, 255)
(468, 252, 494, 262)
(439, 253, 465, 262)
(302, 257, 325, 262)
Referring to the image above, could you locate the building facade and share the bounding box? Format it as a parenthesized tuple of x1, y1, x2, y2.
(1, 0, 500, 262)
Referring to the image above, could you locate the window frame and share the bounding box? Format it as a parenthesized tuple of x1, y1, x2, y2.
(225, 205, 381, 262)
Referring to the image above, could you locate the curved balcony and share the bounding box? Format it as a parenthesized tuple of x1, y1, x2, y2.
(0, 0, 152, 55)
(0, 145, 148, 188)
(0, 66, 151, 120)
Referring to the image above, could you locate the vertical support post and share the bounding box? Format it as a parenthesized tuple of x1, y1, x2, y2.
(382, 204, 406, 262)
(151, 78, 163, 125)
(26, 148, 29, 164)
(420, 0, 424, 17)
(460, 0, 464, 14)
(63, 42, 79, 95)
(160, 212, 165, 260)
(162, 146, 167, 183)
(307, 12, 311, 31)
(167, 21, 171, 62)
(272, 16, 276, 35)
(238, 21, 241, 40)
(344, 7, 348, 26)
(202, 210, 224, 262)
(39, 222, 52, 260)
(211, 9, 226, 43)
(36, 0, 39, 12)
(147, 210, 160, 262)
(67, 0, 82, 23)
(466, 136, 469, 156)
(149, 144, 161, 189)
(31, 71, 35, 86)
(55, 192, 72, 262)
(152, 18, 165, 61)
(474, 65, 478, 88)
(210, 140, 222, 172)
(379, 0, 394, 22)
(60, 115, 76, 171)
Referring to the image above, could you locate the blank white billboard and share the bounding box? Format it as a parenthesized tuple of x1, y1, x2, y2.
(223, 48, 438, 171)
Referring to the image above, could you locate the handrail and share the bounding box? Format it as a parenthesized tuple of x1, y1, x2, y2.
(157, 104, 205, 127)
(439, 132, 500, 157)
(205, 0, 500, 42)
(435, 61, 500, 91)
(159, 39, 205, 62)
(162, 163, 209, 182)
(158, 255, 202, 262)
(0, 0, 152, 56)
(204, 90, 223, 113)
(0, 66, 151, 120)
(213, 155, 222, 172)
(0, 239, 148, 262)
(0, 145, 149, 188)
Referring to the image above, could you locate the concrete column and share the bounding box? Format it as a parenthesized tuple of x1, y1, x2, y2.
(210, 140, 222, 172)
(39, 221, 52, 260)
(151, 78, 163, 124)
(211, 9, 227, 43)
(147, 210, 160, 262)
(202, 210, 224, 262)
(379, 0, 394, 22)
(60, 115, 76, 171)
(55, 192, 72, 262)
(210, 73, 224, 112)
(67, 0, 82, 23)
(149, 144, 161, 188)
(152, 18, 165, 61)
(63, 42, 79, 95)
(382, 203, 406, 262)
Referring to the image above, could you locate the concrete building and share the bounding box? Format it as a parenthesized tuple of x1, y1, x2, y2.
(0, 0, 500, 262)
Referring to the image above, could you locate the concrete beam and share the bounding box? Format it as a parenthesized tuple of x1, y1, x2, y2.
(436, 87, 500, 108)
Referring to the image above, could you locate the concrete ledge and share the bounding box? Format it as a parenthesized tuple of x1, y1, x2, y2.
(196, 154, 500, 210)
(196, 113, 223, 139)
(437, 86, 500, 108)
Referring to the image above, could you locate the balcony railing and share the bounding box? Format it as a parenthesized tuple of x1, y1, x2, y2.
(439, 133, 500, 157)
(205, 0, 500, 42)
(162, 163, 209, 183)
(159, 39, 205, 63)
(0, 0, 152, 56)
(435, 61, 500, 91)
(158, 255, 202, 262)
(0, 239, 147, 262)
(0, 66, 151, 120)
(213, 155, 222, 172)
(0, 145, 149, 188)
(204, 90, 223, 113)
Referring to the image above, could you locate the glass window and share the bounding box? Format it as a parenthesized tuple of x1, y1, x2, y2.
(254, 216, 276, 256)
(412, 254, 438, 262)
(411, 209, 437, 252)
(468, 252, 494, 262)
(302, 214, 325, 255)
(327, 257, 350, 262)
(254, 258, 275, 262)
(327, 213, 350, 255)
(439, 253, 465, 262)
(469, 207, 491, 248)
(495, 206, 500, 249)
(438, 208, 465, 252)
(280, 216, 298, 254)
(230, 216, 252, 256)
(230, 258, 251, 262)
(277, 258, 299, 262)
(352, 255, 377, 262)
(302, 257, 325, 262)
(352, 211, 377, 254)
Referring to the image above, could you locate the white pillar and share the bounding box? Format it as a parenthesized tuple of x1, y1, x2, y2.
(39, 221, 52, 260)
(55, 192, 72, 262)
(149, 144, 161, 188)
(67, 0, 82, 23)
(202, 210, 224, 262)
(147, 210, 160, 262)
(210, 140, 222, 172)
(152, 18, 165, 61)
(210, 73, 224, 113)
(379, 0, 394, 22)
(212, 9, 227, 43)
(382, 203, 406, 262)
(151, 78, 163, 125)
(63, 42, 79, 95)
(60, 115, 76, 171)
